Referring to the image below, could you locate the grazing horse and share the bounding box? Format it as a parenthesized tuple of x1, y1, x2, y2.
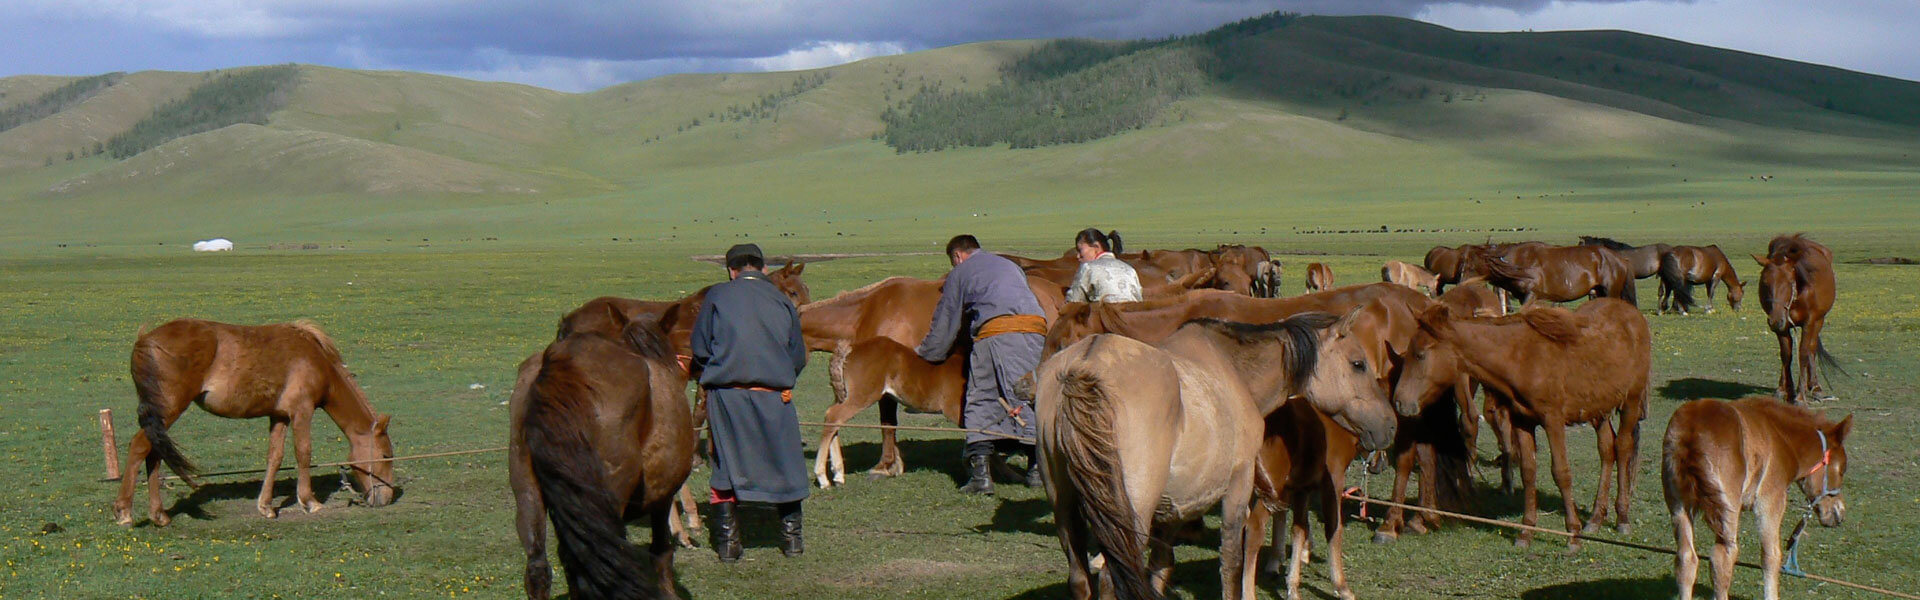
(1665, 397, 1851, 600)
(1042, 283, 1427, 359)
(1035, 313, 1399, 600)
(1212, 245, 1281, 298)
(116, 319, 395, 527)
(1466, 244, 1638, 307)
(1658, 245, 1744, 314)
(798, 275, 1062, 485)
(1579, 236, 1671, 281)
(1304, 263, 1334, 293)
(1437, 277, 1507, 318)
(1381, 260, 1440, 296)
(1423, 245, 1478, 293)
(1394, 299, 1651, 548)
(1754, 234, 1840, 403)
(511, 316, 694, 600)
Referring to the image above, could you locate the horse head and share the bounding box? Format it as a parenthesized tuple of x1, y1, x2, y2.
(346, 413, 396, 507)
(1043, 303, 1096, 360)
(1394, 304, 1470, 419)
(1726, 275, 1746, 312)
(1803, 415, 1853, 527)
(771, 261, 811, 305)
(1291, 312, 1399, 451)
(1210, 254, 1253, 294)
(1752, 254, 1798, 333)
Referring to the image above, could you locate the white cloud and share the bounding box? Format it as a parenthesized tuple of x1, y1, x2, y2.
(748, 41, 909, 72)
(334, 39, 909, 92)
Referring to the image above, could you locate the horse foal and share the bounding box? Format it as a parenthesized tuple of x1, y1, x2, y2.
(1664, 397, 1851, 600)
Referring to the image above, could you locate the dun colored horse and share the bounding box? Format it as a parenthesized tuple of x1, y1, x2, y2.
(116, 319, 395, 527)
(1394, 299, 1651, 548)
(511, 315, 694, 600)
(1042, 283, 1426, 358)
(1754, 234, 1840, 403)
(1381, 260, 1440, 296)
(1466, 244, 1638, 307)
(1658, 245, 1744, 314)
(1035, 313, 1399, 600)
(1304, 263, 1334, 293)
(1664, 397, 1851, 600)
(1580, 236, 1671, 281)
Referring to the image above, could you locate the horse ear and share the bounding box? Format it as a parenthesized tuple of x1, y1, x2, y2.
(786, 261, 805, 276)
(602, 301, 629, 331)
(375, 414, 392, 433)
(1381, 299, 1416, 358)
(1751, 253, 1770, 267)
(1830, 414, 1853, 444)
(1415, 303, 1452, 336)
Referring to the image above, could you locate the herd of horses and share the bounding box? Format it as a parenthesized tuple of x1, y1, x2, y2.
(107, 234, 1851, 600)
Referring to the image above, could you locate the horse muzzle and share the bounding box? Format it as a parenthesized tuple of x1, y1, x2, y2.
(1815, 497, 1845, 527)
(365, 484, 396, 507)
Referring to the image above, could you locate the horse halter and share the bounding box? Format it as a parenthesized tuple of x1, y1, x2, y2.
(1803, 429, 1841, 506)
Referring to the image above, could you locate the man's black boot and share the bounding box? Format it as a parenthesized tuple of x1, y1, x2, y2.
(960, 443, 995, 495)
(777, 502, 804, 557)
(710, 501, 742, 563)
(1025, 446, 1045, 488)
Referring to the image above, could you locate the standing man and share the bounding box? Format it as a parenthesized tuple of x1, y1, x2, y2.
(690, 243, 809, 561)
(917, 234, 1049, 495)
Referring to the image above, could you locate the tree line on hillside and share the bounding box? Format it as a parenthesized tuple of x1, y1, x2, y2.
(881, 12, 1297, 152)
(0, 73, 123, 134)
(105, 65, 300, 159)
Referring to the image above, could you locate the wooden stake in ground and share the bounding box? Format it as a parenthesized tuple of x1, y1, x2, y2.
(98, 408, 119, 480)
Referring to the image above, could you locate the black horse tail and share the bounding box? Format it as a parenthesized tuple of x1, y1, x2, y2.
(1618, 268, 1639, 307)
(525, 352, 653, 600)
(1658, 253, 1695, 313)
(1816, 339, 1850, 383)
(1056, 367, 1159, 600)
(131, 340, 197, 484)
(1428, 397, 1474, 513)
(1106, 230, 1124, 254)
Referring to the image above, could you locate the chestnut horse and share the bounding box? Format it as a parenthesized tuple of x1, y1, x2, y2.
(1466, 244, 1638, 307)
(1042, 283, 1427, 358)
(1665, 397, 1851, 600)
(1252, 397, 1363, 600)
(1580, 236, 1671, 280)
(116, 319, 395, 527)
(1423, 244, 1477, 293)
(1211, 245, 1280, 298)
(1394, 299, 1651, 548)
(1381, 260, 1440, 296)
(1035, 313, 1400, 600)
(1026, 264, 1219, 300)
(512, 316, 694, 600)
(1304, 263, 1334, 293)
(799, 274, 1063, 485)
(1658, 245, 1744, 315)
(1437, 277, 1507, 318)
(1754, 234, 1840, 403)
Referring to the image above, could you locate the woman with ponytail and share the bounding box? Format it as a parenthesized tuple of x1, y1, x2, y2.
(1066, 228, 1143, 303)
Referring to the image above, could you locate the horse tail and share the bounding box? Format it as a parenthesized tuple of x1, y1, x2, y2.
(131, 338, 197, 483)
(1056, 367, 1157, 600)
(1617, 265, 1639, 306)
(1429, 396, 1474, 513)
(1659, 252, 1695, 312)
(1662, 417, 1726, 517)
(1816, 339, 1850, 382)
(524, 353, 652, 600)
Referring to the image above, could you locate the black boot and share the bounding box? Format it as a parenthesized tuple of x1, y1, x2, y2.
(960, 442, 995, 495)
(710, 501, 742, 563)
(1024, 446, 1044, 488)
(777, 502, 804, 557)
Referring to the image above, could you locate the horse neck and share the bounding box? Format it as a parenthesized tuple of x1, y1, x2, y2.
(1431, 320, 1526, 390)
(799, 293, 865, 351)
(321, 367, 378, 439)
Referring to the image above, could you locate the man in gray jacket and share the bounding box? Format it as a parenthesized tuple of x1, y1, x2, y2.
(917, 234, 1048, 495)
(690, 243, 809, 561)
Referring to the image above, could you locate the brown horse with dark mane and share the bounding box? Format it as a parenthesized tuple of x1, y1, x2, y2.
(1423, 244, 1476, 293)
(1664, 397, 1851, 600)
(1658, 245, 1744, 315)
(1753, 234, 1840, 403)
(511, 315, 695, 600)
(1465, 243, 1638, 307)
(1394, 299, 1651, 548)
(1580, 236, 1671, 281)
(115, 319, 396, 527)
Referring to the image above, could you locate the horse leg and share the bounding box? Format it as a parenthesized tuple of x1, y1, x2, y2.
(509, 440, 553, 600)
(813, 402, 856, 488)
(291, 408, 323, 513)
(257, 417, 290, 518)
(676, 483, 703, 547)
(1756, 493, 1787, 600)
(1801, 320, 1829, 400)
(1321, 482, 1355, 600)
(1055, 497, 1096, 600)
(1374, 447, 1416, 543)
(1412, 443, 1439, 533)
(1583, 418, 1616, 534)
(115, 432, 151, 526)
(1489, 401, 1516, 495)
(1218, 468, 1256, 600)
(650, 506, 682, 600)
(1707, 505, 1740, 600)
(1513, 425, 1540, 547)
(1672, 504, 1698, 600)
(1149, 527, 1177, 598)
(1284, 490, 1312, 600)
(1541, 420, 1584, 550)
(1704, 279, 1718, 314)
(1247, 501, 1274, 582)
(1775, 332, 1797, 402)
(875, 396, 903, 478)
(1615, 399, 1645, 535)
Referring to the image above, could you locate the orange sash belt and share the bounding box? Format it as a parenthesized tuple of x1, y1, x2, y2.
(975, 314, 1048, 342)
(713, 386, 793, 403)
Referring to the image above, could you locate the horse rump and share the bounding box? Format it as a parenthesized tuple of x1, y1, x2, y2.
(1658, 252, 1696, 313)
(131, 338, 197, 484)
(1054, 367, 1158, 600)
(524, 355, 654, 600)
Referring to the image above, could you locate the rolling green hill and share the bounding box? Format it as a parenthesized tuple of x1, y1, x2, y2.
(0, 14, 1916, 254)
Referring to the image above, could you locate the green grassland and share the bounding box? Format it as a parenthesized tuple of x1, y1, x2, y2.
(2, 12, 1919, 600)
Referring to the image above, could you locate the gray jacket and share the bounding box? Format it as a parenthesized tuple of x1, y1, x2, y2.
(1066, 253, 1144, 303)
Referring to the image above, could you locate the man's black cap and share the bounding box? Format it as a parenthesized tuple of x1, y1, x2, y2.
(725, 243, 764, 264)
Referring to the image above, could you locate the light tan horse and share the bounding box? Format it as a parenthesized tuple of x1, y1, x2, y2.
(116, 319, 395, 526)
(811, 337, 964, 488)
(1305, 263, 1335, 293)
(1035, 313, 1399, 600)
(1665, 397, 1851, 600)
(1381, 260, 1440, 296)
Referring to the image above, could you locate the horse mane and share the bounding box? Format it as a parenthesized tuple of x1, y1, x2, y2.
(1180, 313, 1338, 392)
(1742, 396, 1835, 428)
(619, 315, 676, 363)
(803, 276, 917, 311)
(1478, 256, 1535, 284)
(289, 319, 345, 365)
(1517, 308, 1583, 344)
(1579, 236, 1634, 251)
(289, 319, 380, 419)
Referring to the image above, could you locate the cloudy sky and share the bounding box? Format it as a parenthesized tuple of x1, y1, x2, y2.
(2, 1, 1914, 93)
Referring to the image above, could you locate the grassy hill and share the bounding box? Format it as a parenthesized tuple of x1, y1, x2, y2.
(0, 14, 1916, 254)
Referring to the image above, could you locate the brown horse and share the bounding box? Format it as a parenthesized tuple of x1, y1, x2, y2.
(1423, 245, 1475, 293)
(798, 274, 1062, 485)
(1466, 244, 1638, 307)
(1251, 398, 1363, 600)
(1394, 299, 1651, 548)
(1042, 283, 1426, 358)
(1754, 234, 1840, 403)
(557, 262, 811, 352)
(1658, 245, 1744, 315)
(1381, 260, 1440, 296)
(1665, 397, 1851, 600)
(115, 319, 395, 527)
(1211, 245, 1279, 297)
(1437, 277, 1507, 318)
(1304, 263, 1334, 293)
(1035, 313, 1400, 600)
(511, 315, 694, 600)
(1026, 264, 1219, 299)
(1580, 236, 1671, 281)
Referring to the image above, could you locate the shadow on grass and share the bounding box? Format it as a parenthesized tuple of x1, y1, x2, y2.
(162, 472, 349, 523)
(827, 438, 971, 486)
(983, 497, 1053, 536)
(1521, 576, 1691, 600)
(1657, 377, 1772, 401)
(1002, 558, 1255, 600)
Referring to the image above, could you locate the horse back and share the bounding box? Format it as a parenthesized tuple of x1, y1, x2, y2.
(533, 333, 693, 509)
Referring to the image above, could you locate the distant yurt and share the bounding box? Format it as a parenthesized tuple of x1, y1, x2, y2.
(192, 238, 234, 252)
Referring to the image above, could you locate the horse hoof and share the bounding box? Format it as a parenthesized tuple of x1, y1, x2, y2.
(1563, 542, 1583, 555)
(1371, 531, 1397, 544)
(1512, 537, 1530, 549)
(259, 505, 279, 519)
(150, 512, 172, 527)
(1580, 521, 1600, 535)
(1616, 523, 1632, 536)
(302, 500, 324, 514)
